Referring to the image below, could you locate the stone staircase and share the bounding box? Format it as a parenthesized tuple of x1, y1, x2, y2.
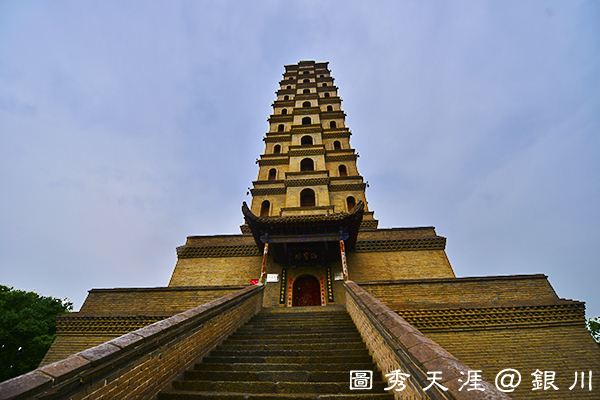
(158, 306, 393, 399)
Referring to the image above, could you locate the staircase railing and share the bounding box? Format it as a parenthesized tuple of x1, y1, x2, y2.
(344, 280, 510, 400)
(0, 285, 264, 400)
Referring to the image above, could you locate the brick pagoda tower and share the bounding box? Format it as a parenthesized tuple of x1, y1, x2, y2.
(4, 61, 597, 400)
(240, 60, 378, 307)
(248, 60, 376, 226)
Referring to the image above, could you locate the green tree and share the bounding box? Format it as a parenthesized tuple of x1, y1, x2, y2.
(0, 285, 72, 381)
(588, 317, 600, 344)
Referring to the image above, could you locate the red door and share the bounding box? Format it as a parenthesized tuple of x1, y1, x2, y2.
(292, 275, 321, 306)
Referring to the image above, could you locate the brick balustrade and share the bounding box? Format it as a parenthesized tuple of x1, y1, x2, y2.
(0, 285, 264, 400)
(344, 281, 511, 400)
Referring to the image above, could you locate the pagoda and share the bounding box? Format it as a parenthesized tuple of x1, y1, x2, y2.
(2, 61, 598, 400)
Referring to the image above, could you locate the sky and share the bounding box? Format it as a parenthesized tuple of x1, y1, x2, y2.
(0, 1, 598, 317)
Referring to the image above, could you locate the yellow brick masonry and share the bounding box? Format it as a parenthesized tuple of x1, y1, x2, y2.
(348, 250, 454, 281)
(0, 286, 264, 400)
(75, 290, 262, 400)
(168, 227, 452, 287)
(169, 256, 261, 286)
(360, 276, 600, 399)
(344, 281, 510, 400)
(346, 290, 429, 400)
(79, 286, 246, 315)
(359, 275, 559, 309)
(41, 285, 245, 365)
(428, 326, 600, 400)
(41, 334, 117, 367)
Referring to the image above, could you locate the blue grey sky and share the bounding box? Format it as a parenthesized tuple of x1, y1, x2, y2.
(1, 1, 598, 316)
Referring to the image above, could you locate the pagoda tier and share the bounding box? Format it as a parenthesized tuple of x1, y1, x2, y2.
(245, 60, 377, 231)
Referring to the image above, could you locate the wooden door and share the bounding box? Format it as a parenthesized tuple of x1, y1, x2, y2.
(292, 275, 321, 306)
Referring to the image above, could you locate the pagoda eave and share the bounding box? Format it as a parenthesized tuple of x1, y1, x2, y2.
(241, 201, 364, 253)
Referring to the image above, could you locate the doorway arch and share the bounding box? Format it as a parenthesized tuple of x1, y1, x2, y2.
(292, 275, 321, 306)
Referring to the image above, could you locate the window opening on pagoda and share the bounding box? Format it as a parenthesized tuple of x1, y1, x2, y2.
(333, 140, 341, 150)
(281, 108, 288, 115)
(302, 117, 312, 125)
(329, 121, 337, 128)
(268, 168, 277, 180)
(303, 89, 310, 94)
(339, 165, 348, 176)
(277, 124, 285, 132)
(286, 85, 291, 89)
(284, 95, 289, 100)
(303, 71, 309, 75)
(301, 135, 313, 146)
(327, 105, 333, 112)
(303, 79, 310, 83)
(302, 101, 311, 108)
(273, 144, 281, 154)
(260, 200, 270, 217)
(324, 92, 330, 97)
(346, 196, 356, 211)
(300, 158, 314, 171)
(300, 188, 316, 207)
(322, 83, 327, 87)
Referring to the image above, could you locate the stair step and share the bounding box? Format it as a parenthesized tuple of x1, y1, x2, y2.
(235, 327, 359, 334)
(209, 346, 369, 357)
(172, 380, 389, 394)
(193, 363, 377, 372)
(157, 308, 391, 399)
(245, 317, 352, 322)
(252, 316, 351, 321)
(240, 320, 355, 326)
(227, 332, 362, 341)
(249, 320, 353, 326)
(225, 336, 362, 344)
(253, 312, 349, 317)
(203, 355, 373, 364)
(259, 306, 346, 314)
(241, 325, 356, 331)
(218, 342, 365, 351)
(184, 370, 379, 382)
(209, 348, 369, 357)
(159, 391, 393, 400)
(236, 324, 355, 332)
(243, 321, 355, 327)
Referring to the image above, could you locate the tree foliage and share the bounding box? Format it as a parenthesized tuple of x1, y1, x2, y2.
(0, 285, 72, 381)
(588, 317, 600, 344)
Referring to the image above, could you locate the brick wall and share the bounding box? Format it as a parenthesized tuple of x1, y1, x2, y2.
(344, 281, 510, 400)
(428, 326, 600, 400)
(361, 275, 600, 399)
(168, 228, 449, 291)
(346, 290, 430, 399)
(79, 285, 246, 314)
(348, 250, 455, 281)
(41, 334, 119, 367)
(360, 275, 559, 309)
(168, 256, 262, 286)
(0, 286, 264, 400)
(39, 285, 248, 366)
